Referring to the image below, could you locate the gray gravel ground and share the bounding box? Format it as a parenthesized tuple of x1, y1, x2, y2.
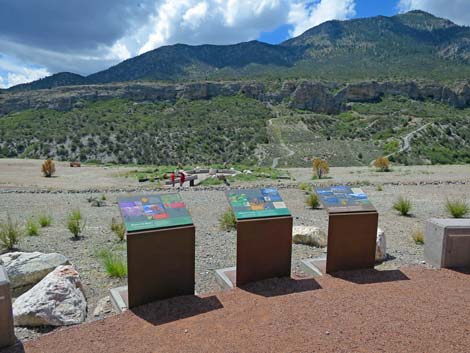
(2, 169, 470, 341)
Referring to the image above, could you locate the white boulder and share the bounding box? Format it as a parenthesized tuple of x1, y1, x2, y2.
(293, 226, 327, 248)
(376, 227, 387, 262)
(13, 265, 87, 327)
(0, 252, 70, 295)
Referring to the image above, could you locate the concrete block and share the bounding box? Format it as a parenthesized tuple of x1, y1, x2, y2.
(425, 218, 470, 269)
(0, 265, 15, 348)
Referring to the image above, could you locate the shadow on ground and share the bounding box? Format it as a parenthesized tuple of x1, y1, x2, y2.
(332, 269, 410, 285)
(239, 276, 322, 297)
(131, 294, 223, 326)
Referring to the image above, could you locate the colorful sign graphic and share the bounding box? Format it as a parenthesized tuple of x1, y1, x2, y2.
(118, 193, 193, 232)
(227, 188, 291, 220)
(315, 186, 376, 213)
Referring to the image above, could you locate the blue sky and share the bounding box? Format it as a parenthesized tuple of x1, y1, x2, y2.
(1, 0, 469, 88)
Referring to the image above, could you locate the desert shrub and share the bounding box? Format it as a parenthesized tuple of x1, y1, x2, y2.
(299, 183, 311, 191)
(305, 193, 320, 209)
(376, 184, 383, 192)
(373, 156, 391, 172)
(101, 194, 107, 201)
(393, 196, 412, 216)
(445, 199, 469, 218)
(38, 213, 52, 227)
(26, 218, 39, 236)
(0, 216, 22, 250)
(411, 226, 425, 245)
(41, 159, 56, 177)
(111, 217, 126, 242)
(312, 158, 330, 179)
(219, 209, 236, 231)
(67, 209, 86, 238)
(98, 250, 127, 278)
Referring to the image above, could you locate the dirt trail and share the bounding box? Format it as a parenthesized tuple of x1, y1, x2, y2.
(7, 267, 469, 353)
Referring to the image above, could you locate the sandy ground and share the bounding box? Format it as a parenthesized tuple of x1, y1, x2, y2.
(2, 267, 469, 353)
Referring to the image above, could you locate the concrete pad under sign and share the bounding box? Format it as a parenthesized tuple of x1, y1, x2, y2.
(215, 267, 236, 290)
(110, 286, 129, 313)
(300, 258, 326, 277)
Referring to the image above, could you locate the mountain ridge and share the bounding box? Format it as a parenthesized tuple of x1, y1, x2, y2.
(5, 10, 470, 92)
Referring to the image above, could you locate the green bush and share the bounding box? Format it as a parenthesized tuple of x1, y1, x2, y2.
(393, 196, 412, 216)
(111, 217, 126, 242)
(376, 184, 383, 192)
(101, 194, 107, 201)
(98, 250, 127, 278)
(445, 199, 469, 218)
(0, 216, 22, 250)
(305, 193, 320, 209)
(219, 209, 236, 231)
(26, 218, 39, 236)
(67, 209, 86, 238)
(299, 183, 311, 191)
(38, 213, 52, 227)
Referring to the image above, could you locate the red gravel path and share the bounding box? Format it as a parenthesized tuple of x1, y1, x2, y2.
(3, 267, 470, 353)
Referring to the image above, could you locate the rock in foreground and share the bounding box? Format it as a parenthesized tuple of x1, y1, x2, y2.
(0, 252, 70, 295)
(293, 226, 327, 248)
(13, 265, 87, 327)
(376, 228, 387, 262)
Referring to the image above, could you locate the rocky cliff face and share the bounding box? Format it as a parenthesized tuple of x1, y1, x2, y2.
(1, 80, 470, 116)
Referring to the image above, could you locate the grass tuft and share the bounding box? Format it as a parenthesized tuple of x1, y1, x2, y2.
(305, 193, 320, 209)
(67, 209, 86, 238)
(98, 250, 127, 278)
(26, 218, 39, 236)
(393, 196, 412, 216)
(38, 213, 52, 227)
(111, 217, 126, 242)
(0, 215, 22, 250)
(219, 209, 236, 231)
(411, 226, 425, 245)
(445, 199, 469, 218)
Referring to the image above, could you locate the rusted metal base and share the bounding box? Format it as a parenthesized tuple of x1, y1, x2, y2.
(127, 225, 195, 308)
(236, 216, 293, 286)
(326, 212, 378, 273)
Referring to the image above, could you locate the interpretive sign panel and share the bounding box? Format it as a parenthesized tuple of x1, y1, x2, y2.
(227, 188, 291, 220)
(315, 186, 376, 213)
(118, 194, 193, 232)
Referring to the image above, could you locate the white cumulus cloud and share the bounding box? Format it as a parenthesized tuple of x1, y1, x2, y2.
(288, 0, 356, 37)
(0, 55, 50, 88)
(398, 0, 470, 25)
(139, 0, 292, 54)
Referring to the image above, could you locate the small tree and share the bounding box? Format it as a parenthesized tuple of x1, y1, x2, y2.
(373, 156, 390, 172)
(41, 159, 56, 177)
(312, 158, 330, 179)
